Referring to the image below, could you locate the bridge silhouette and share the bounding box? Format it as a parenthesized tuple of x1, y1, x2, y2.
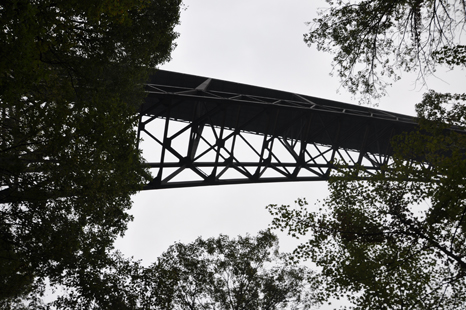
(139, 70, 418, 190)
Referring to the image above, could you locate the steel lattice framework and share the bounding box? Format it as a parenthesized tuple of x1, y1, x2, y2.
(139, 70, 418, 190)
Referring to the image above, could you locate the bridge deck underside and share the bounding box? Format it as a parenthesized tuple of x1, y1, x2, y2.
(139, 70, 418, 190)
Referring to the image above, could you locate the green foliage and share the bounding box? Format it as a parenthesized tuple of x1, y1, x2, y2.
(48, 251, 165, 310)
(305, 0, 466, 100)
(154, 230, 321, 310)
(289, 0, 466, 307)
(16, 232, 319, 309)
(4, 250, 170, 310)
(433, 45, 466, 68)
(267, 91, 466, 309)
(0, 0, 181, 304)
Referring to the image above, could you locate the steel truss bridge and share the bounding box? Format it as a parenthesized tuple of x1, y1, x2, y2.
(139, 70, 418, 190)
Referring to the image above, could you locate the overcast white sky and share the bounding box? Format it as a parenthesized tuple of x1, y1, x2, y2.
(115, 1, 465, 307)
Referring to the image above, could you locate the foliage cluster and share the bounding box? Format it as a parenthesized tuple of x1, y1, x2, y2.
(267, 91, 466, 309)
(8, 231, 318, 310)
(305, 0, 466, 101)
(266, 0, 466, 308)
(154, 230, 320, 310)
(0, 0, 181, 305)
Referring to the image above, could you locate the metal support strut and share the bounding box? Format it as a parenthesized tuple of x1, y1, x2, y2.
(139, 70, 418, 190)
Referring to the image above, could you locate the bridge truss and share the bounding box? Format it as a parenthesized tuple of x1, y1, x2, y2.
(139, 70, 417, 190)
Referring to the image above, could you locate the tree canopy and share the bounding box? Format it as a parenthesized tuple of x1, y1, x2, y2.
(7, 231, 320, 310)
(0, 0, 181, 303)
(154, 230, 320, 310)
(265, 1, 466, 308)
(267, 93, 466, 309)
(305, 0, 466, 100)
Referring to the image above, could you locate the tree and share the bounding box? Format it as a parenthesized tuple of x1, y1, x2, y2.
(153, 230, 320, 310)
(267, 66, 466, 310)
(305, 0, 466, 100)
(1, 249, 173, 310)
(13, 232, 319, 309)
(265, 1, 466, 308)
(0, 0, 181, 303)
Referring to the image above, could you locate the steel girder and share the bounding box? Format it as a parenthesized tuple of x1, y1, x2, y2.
(139, 70, 418, 190)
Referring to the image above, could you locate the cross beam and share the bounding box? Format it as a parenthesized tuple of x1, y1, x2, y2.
(139, 70, 417, 190)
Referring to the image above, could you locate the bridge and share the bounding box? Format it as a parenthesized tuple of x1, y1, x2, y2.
(139, 70, 418, 190)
